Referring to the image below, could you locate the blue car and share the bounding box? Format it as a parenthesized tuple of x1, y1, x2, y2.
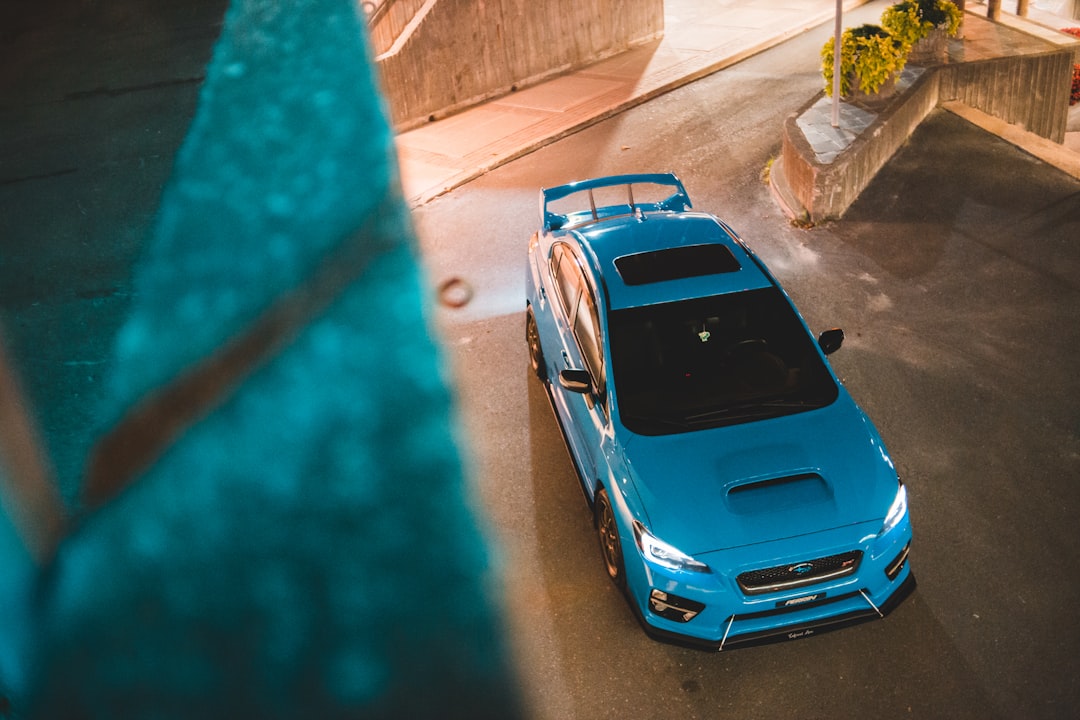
(525, 173, 914, 650)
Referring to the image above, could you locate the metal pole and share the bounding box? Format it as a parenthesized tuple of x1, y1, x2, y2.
(831, 0, 842, 127)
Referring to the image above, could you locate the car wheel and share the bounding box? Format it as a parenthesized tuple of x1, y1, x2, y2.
(595, 488, 626, 589)
(526, 308, 547, 381)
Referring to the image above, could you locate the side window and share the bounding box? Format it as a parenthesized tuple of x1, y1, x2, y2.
(550, 242, 605, 396)
(551, 243, 581, 323)
(575, 288, 603, 384)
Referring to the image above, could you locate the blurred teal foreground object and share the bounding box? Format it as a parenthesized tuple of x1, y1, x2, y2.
(25, 0, 524, 716)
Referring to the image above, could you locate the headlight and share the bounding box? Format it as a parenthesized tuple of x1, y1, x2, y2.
(881, 483, 908, 535)
(633, 521, 710, 573)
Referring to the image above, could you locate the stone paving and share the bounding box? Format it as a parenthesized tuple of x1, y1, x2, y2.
(797, 67, 925, 163)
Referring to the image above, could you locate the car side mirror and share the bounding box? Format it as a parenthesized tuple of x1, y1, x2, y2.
(818, 328, 844, 355)
(558, 368, 592, 394)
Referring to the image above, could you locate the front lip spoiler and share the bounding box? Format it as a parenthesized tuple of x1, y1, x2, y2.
(632, 572, 917, 652)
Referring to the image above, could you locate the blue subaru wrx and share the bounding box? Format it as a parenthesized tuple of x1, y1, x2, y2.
(525, 173, 914, 650)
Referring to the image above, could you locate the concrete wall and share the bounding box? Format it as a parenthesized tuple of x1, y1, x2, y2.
(375, 0, 664, 130)
(368, 0, 427, 56)
(782, 72, 942, 223)
(778, 22, 1076, 222)
(938, 51, 1075, 142)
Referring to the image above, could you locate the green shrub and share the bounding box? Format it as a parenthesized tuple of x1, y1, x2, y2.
(822, 24, 908, 97)
(882, 0, 962, 49)
(916, 0, 962, 33)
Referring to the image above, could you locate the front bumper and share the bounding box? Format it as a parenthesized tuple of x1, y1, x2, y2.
(637, 570, 916, 651)
(623, 521, 915, 651)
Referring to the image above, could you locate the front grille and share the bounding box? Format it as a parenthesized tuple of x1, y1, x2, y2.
(737, 550, 863, 595)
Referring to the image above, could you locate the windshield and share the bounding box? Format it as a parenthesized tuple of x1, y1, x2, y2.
(609, 288, 838, 435)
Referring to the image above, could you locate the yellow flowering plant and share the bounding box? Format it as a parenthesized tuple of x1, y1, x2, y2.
(821, 24, 908, 97)
(881, 0, 962, 49)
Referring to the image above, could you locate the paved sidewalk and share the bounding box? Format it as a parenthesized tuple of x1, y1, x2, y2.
(395, 0, 875, 206)
(394, 0, 1080, 207)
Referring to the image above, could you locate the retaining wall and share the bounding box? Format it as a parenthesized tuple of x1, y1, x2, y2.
(777, 13, 1077, 222)
(781, 72, 942, 223)
(375, 0, 664, 131)
(368, 0, 428, 56)
(938, 51, 1075, 142)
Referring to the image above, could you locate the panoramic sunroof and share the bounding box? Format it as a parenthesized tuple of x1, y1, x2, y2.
(614, 244, 741, 286)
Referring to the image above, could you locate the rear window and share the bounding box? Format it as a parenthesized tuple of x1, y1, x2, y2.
(614, 244, 741, 286)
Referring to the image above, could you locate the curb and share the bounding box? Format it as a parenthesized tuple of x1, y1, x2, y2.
(941, 100, 1080, 181)
(767, 156, 807, 223)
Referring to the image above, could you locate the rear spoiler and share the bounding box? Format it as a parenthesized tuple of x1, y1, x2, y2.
(540, 172, 692, 231)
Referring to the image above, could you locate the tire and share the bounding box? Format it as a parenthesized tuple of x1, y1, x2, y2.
(525, 308, 547, 381)
(595, 488, 626, 590)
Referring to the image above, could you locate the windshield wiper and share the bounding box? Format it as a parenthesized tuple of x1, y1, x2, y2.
(684, 398, 819, 423)
(620, 412, 693, 431)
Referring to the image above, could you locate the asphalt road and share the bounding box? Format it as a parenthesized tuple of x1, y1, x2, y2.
(412, 22, 1080, 720)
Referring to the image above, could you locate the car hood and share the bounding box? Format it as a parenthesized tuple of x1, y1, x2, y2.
(619, 393, 897, 554)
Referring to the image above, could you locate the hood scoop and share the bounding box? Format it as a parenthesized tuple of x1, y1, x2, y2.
(726, 473, 833, 515)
